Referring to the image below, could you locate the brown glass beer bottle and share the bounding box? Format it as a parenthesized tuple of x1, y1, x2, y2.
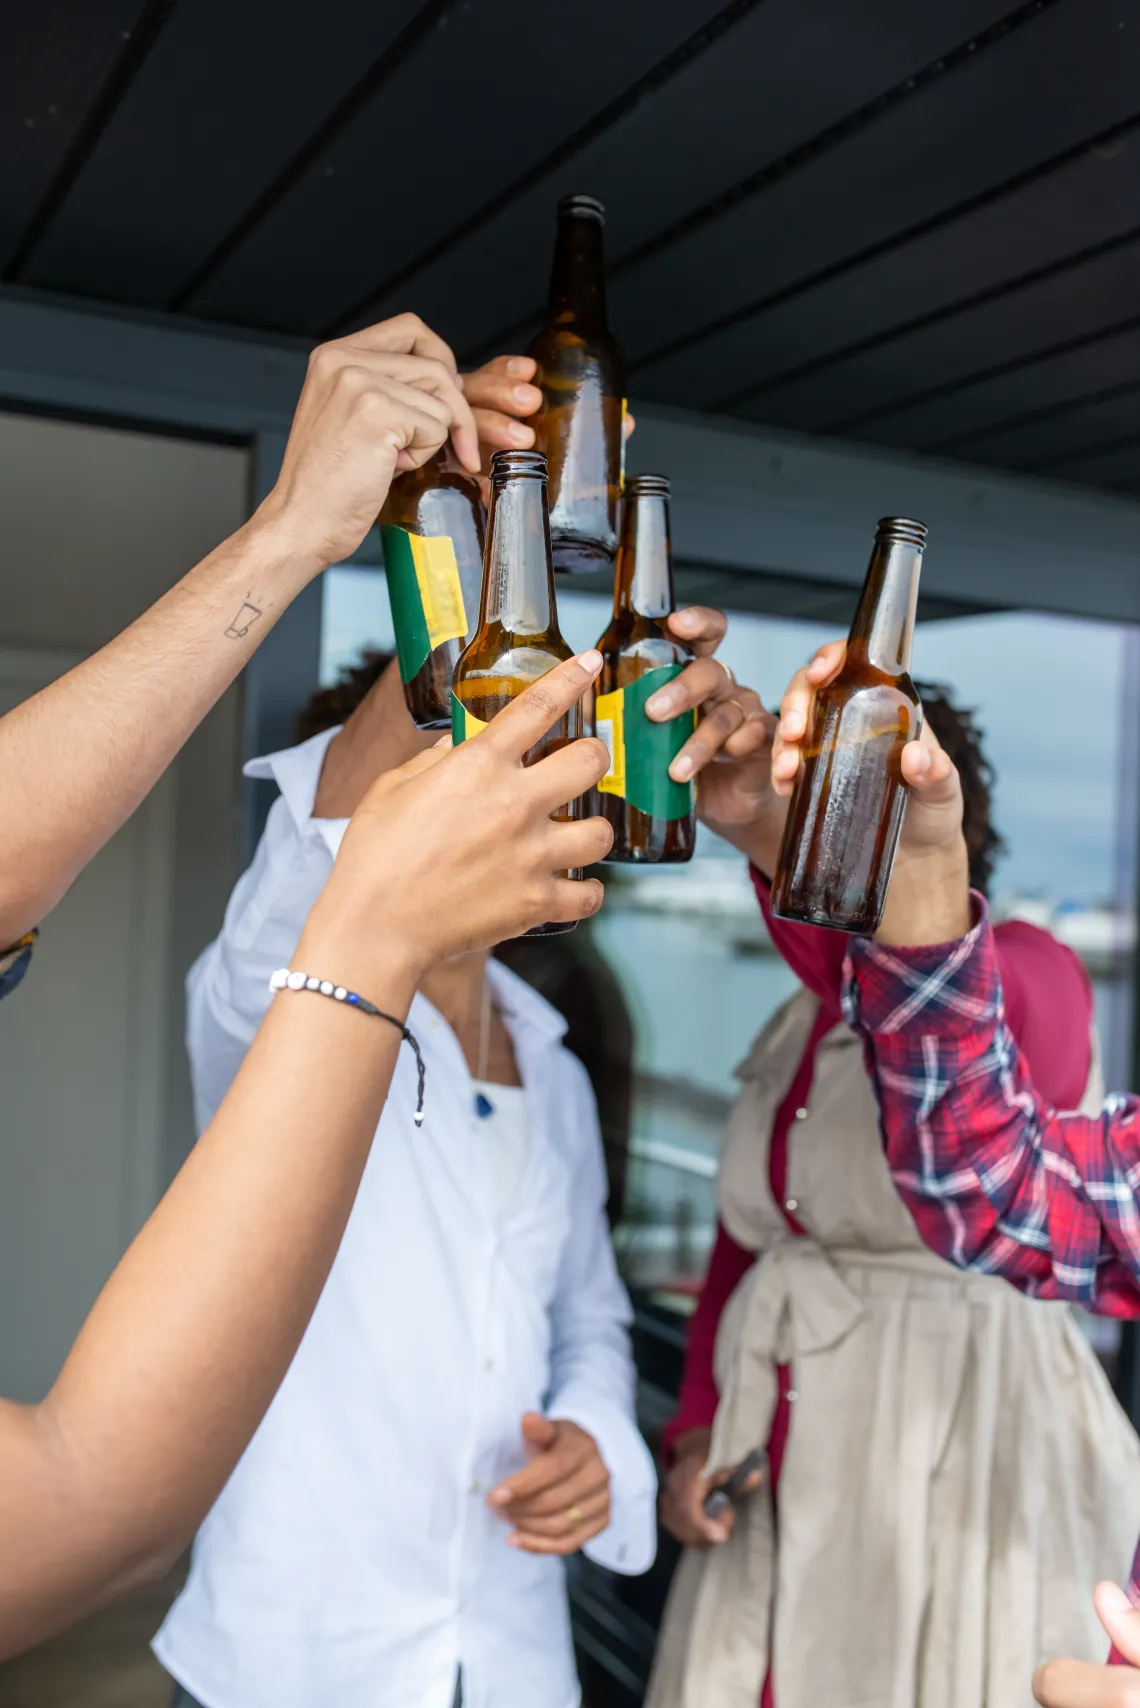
(528, 194, 627, 576)
(451, 449, 584, 937)
(378, 448, 485, 729)
(595, 475, 696, 864)
(770, 517, 926, 933)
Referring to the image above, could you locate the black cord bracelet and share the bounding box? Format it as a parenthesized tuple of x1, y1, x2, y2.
(269, 968, 426, 1125)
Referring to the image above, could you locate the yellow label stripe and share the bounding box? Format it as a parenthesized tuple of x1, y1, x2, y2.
(595, 687, 625, 798)
(408, 533, 468, 651)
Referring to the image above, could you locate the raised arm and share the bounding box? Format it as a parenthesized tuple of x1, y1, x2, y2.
(844, 913, 1140, 1313)
(0, 328, 544, 950)
(0, 655, 612, 1658)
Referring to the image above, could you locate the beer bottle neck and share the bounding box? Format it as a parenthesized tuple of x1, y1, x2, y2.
(848, 535, 922, 674)
(480, 474, 558, 637)
(614, 491, 674, 619)
(547, 215, 607, 331)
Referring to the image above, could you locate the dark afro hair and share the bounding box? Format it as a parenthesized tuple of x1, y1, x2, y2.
(293, 649, 395, 744)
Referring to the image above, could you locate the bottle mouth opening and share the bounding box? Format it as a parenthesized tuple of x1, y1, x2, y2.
(626, 474, 670, 498)
(876, 516, 928, 548)
(489, 448, 548, 483)
(558, 193, 605, 223)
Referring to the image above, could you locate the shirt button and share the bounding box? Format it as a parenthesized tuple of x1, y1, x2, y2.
(785, 1198, 798, 1213)
(794, 1106, 808, 1120)
(787, 1389, 799, 1403)
(484, 1358, 494, 1373)
(470, 1478, 481, 1495)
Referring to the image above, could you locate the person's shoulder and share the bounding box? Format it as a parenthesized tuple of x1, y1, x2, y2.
(992, 916, 1093, 1034)
(992, 917, 1089, 981)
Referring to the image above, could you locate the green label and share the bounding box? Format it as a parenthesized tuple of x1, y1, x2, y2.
(595, 662, 695, 820)
(451, 692, 488, 745)
(381, 525, 468, 686)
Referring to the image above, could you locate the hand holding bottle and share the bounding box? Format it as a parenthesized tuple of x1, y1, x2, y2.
(303, 651, 614, 991)
(772, 639, 962, 844)
(772, 639, 971, 945)
(257, 313, 480, 572)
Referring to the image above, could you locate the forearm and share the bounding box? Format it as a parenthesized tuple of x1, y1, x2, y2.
(0, 504, 321, 943)
(0, 919, 415, 1654)
(701, 808, 784, 880)
(847, 920, 1140, 1309)
(875, 829, 971, 947)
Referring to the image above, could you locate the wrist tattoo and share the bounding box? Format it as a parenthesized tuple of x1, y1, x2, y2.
(225, 598, 263, 640)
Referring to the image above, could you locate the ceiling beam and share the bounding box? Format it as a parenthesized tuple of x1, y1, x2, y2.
(0, 286, 1136, 622)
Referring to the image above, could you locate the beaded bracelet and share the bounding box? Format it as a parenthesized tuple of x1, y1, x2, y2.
(268, 968, 426, 1125)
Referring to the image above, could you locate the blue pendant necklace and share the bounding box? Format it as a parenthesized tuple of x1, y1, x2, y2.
(474, 975, 494, 1119)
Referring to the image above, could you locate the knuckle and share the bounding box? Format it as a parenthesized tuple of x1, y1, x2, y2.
(308, 340, 340, 376)
(525, 684, 558, 722)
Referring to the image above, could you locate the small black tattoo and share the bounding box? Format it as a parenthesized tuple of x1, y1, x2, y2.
(225, 599, 263, 640)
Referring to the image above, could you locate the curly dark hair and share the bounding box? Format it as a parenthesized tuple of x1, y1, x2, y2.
(913, 680, 1005, 896)
(293, 649, 395, 745)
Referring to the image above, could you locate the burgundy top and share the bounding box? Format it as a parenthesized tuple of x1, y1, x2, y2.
(664, 869, 1095, 1454)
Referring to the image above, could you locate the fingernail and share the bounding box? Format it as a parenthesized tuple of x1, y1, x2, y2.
(912, 746, 931, 774)
(508, 421, 532, 444)
(506, 357, 530, 378)
(576, 649, 603, 675)
(513, 385, 535, 406)
(487, 1487, 510, 1507)
(671, 755, 694, 781)
(782, 713, 803, 738)
(506, 1534, 522, 1548)
(646, 690, 678, 718)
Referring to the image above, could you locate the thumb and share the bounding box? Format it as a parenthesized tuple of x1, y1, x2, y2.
(900, 733, 958, 802)
(1095, 1582, 1140, 1663)
(521, 1411, 556, 1450)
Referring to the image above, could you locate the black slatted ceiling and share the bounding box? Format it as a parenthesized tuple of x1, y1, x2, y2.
(0, 1, 148, 266)
(351, 0, 1019, 353)
(16, 0, 429, 305)
(2, 0, 1138, 497)
(187, 0, 731, 334)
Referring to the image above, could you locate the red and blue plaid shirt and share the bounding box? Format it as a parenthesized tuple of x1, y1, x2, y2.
(843, 898, 1140, 1629)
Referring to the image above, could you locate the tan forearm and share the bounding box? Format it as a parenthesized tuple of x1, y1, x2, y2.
(0, 928, 414, 1654)
(0, 505, 323, 943)
(876, 831, 971, 947)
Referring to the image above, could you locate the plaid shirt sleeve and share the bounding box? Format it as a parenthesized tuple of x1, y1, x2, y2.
(842, 900, 1140, 1315)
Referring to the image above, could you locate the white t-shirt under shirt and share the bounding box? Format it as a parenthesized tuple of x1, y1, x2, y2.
(470, 1080, 530, 1221)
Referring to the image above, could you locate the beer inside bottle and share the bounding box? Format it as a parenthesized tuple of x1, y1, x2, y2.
(528, 194, 626, 577)
(451, 448, 584, 938)
(770, 518, 926, 934)
(595, 475, 696, 864)
(378, 448, 485, 729)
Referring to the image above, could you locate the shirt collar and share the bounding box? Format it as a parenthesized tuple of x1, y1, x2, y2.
(243, 726, 345, 843)
(486, 957, 568, 1044)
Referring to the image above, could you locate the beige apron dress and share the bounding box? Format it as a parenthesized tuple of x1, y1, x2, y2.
(647, 989, 1140, 1708)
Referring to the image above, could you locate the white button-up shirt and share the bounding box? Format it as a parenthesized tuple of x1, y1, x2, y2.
(154, 729, 656, 1708)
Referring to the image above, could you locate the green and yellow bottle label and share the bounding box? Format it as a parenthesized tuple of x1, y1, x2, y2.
(381, 525, 469, 684)
(451, 692, 489, 746)
(595, 663, 694, 820)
